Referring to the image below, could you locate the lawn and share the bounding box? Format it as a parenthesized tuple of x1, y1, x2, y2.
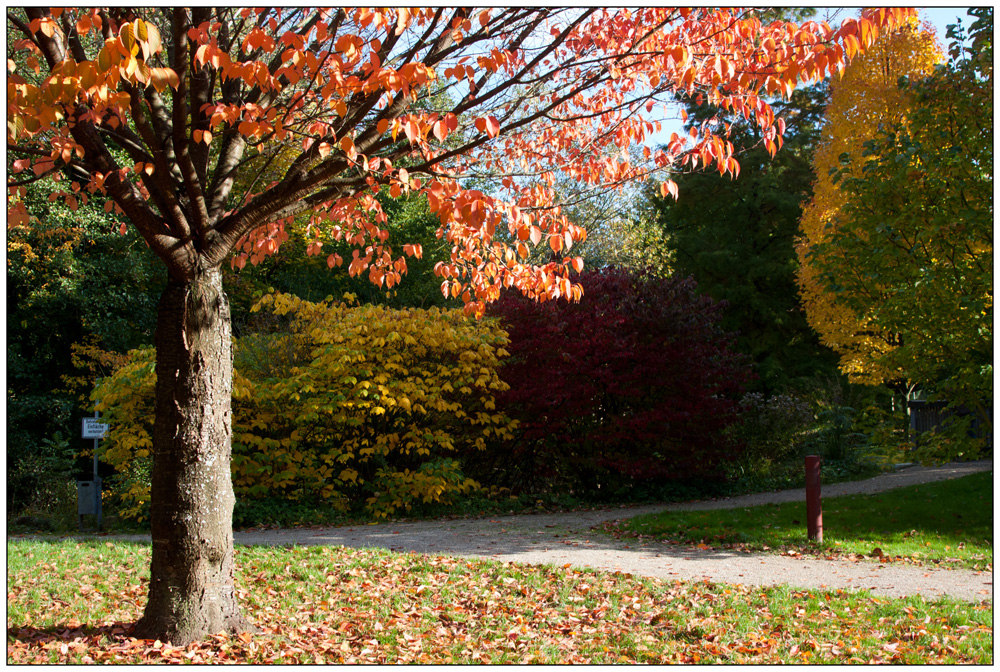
(608, 472, 993, 570)
(7, 540, 993, 664)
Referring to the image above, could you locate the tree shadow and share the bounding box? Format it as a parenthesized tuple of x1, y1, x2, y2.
(7, 621, 138, 645)
(7, 534, 151, 548)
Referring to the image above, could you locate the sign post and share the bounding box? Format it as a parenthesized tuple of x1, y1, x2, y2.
(805, 455, 822, 543)
(80, 411, 109, 530)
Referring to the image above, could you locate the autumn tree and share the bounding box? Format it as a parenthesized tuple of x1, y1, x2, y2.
(7, 6, 912, 645)
(812, 8, 992, 423)
(795, 15, 943, 385)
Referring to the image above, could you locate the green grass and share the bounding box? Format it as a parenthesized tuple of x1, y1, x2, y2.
(7, 539, 992, 664)
(611, 472, 993, 569)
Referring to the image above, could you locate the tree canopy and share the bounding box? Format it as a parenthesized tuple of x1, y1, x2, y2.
(795, 15, 943, 385)
(813, 8, 992, 416)
(10, 8, 911, 314)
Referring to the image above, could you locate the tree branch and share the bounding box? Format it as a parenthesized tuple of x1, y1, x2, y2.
(169, 8, 210, 238)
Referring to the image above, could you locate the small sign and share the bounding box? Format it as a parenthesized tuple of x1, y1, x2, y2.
(82, 417, 109, 439)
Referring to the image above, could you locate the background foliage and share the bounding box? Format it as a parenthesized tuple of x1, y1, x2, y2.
(7, 173, 162, 513)
(650, 85, 838, 393)
(475, 268, 751, 498)
(93, 294, 514, 521)
(795, 17, 944, 385)
(819, 8, 992, 435)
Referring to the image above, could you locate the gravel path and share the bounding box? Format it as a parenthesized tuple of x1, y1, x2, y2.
(37, 461, 993, 602)
(234, 460, 993, 602)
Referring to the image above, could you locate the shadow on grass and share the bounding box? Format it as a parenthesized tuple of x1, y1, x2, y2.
(7, 621, 137, 645)
(7, 534, 151, 547)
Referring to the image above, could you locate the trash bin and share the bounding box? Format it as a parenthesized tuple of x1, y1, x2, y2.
(77, 481, 97, 515)
(77, 479, 102, 530)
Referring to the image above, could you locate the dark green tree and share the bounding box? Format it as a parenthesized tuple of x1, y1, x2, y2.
(7, 173, 164, 509)
(649, 85, 838, 392)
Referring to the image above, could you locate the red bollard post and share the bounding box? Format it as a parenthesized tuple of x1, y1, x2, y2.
(805, 455, 822, 543)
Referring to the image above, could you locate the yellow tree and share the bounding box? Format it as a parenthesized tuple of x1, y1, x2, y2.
(795, 16, 942, 385)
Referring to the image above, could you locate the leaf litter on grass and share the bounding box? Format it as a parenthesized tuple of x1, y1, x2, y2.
(7, 541, 993, 664)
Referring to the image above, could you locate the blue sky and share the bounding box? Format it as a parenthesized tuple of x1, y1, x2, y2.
(918, 6, 973, 42)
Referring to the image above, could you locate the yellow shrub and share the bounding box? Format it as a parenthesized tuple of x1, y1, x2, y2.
(93, 292, 515, 520)
(92, 348, 155, 521)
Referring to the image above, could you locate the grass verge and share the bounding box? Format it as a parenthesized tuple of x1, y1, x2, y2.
(7, 539, 993, 664)
(607, 472, 992, 570)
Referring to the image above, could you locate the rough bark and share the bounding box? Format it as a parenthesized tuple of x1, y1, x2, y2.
(133, 266, 255, 645)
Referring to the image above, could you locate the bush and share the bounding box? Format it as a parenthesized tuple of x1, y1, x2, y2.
(93, 292, 515, 521)
(908, 410, 989, 466)
(476, 268, 751, 496)
(726, 392, 813, 477)
(6, 393, 75, 511)
(793, 377, 900, 478)
(6, 431, 80, 531)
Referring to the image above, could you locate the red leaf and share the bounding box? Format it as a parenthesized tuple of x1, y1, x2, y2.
(474, 115, 500, 138)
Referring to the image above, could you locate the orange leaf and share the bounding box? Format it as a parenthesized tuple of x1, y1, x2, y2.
(149, 67, 179, 92)
(659, 179, 679, 200)
(529, 226, 542, 246)
(432, 120, 448, 142)
(396, 7, 410, 35)
(476, 115, 500, 138)
(37, 17, 56, 38)
(340, 136, 357, 161)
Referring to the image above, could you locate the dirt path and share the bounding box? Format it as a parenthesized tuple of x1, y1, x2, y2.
(230, 460, 992, 602)
(35, 461, 992, 602)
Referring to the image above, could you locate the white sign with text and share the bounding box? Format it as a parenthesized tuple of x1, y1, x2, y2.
(81, 417, 109, 439)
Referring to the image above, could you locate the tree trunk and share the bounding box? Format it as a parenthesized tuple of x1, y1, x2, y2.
(133, 266, 254, 645)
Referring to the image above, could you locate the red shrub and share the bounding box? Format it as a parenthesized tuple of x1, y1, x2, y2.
(479, 268, 751, 494)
